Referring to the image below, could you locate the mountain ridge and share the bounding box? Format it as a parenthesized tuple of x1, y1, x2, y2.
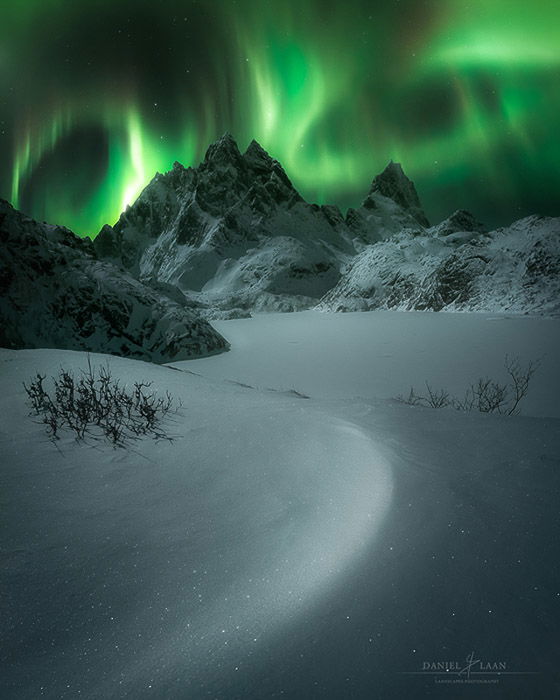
(2, 133, 558, 346)
(93, 134, 430, 314)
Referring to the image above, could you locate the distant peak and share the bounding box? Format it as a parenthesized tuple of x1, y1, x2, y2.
(433, 209, 486, 235)
(377, 160, 408, 183)
(220, 131, 237, 143)
(366, 160, 429, 227)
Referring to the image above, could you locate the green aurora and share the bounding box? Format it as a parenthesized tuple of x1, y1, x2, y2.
(1, 0, 559, 235)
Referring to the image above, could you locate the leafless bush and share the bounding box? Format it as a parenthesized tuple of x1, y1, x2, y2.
(399, 384, 451, 408)
(23, 356, 181, 446)
(397, 355, 539, 416)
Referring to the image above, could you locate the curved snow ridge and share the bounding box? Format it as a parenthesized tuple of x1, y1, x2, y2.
(112, 413, 394, 697)
(0, 349, 393, 699)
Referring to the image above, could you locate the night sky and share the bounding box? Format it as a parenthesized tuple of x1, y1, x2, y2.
(1, 0, 559, 236)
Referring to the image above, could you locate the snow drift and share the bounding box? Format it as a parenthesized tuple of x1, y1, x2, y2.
(0, 347, 393, 698)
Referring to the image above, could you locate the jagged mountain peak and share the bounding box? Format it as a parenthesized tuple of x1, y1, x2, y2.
(365, 160, 429, 227)
(371, 160, 412, 192)
(203, 132, 243, 166)
(203, 135, 292, 187)
(95, 136, 436, 294)
(245, 138, 267, 155)
(244, 139, 274, 170)
(380, 160, 405, 176)
(243, 140, 299, 196)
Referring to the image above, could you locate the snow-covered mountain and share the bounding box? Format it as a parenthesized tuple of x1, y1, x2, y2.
(93, 134, 558, 318)
(94, 135, 426, 316)
(319, 213, 560, 315)
(0, 199, 228, 362)
(345, 160, 430, 241)
(5, 134, 557, 325)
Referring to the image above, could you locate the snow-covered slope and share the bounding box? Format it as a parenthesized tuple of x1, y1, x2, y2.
(2, 313, 559, 697)
(0, 200, 228, 362)
(319, 214, 560, 315)
(0, 348, 393, 698)
(94, 136, 425, 315)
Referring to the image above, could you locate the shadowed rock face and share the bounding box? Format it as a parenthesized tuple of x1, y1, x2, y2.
(0, 199, 229, 362)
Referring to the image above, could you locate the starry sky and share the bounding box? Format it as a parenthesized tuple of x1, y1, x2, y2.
(1, 0, 559, 236)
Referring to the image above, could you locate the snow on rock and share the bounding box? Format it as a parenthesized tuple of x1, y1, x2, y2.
(427, 208, 485, 237)
(88, 134, 557, 318)
(0, 200, 228, 362)
(319, 214, 560, 315)
(344, 160, 430, 244)
(368, 161, 430, 227)
(94, 136, 425, 315)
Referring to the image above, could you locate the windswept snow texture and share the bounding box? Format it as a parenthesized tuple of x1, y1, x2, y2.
(0, 200, 228, 362)
(94, 136, 427, 315)
(319, 214, 560, 316)
(0, 349, 392, 699)
(1, 323, 559, 698)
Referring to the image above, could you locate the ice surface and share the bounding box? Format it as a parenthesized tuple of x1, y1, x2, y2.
(186, 311, 560, 418)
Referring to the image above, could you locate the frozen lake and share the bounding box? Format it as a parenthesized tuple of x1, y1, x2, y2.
(185, 311, 560, 418)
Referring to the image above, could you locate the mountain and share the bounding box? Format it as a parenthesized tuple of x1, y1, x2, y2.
(5, 134, 556, 327)
(318, 213, 560, 315)
(94, 135, 424, 316)
(345, 161, 430, 242)
(0, 200, 228, 362)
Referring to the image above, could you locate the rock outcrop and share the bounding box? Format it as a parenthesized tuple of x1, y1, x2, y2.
(0, 200, 229, 361)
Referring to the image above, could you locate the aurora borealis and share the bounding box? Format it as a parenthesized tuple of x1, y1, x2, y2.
(1, 0, 559, 236)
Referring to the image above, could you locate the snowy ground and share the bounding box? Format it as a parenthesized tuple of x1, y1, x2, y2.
(1, 311, 559, 699)
(187, 311, 560, 418)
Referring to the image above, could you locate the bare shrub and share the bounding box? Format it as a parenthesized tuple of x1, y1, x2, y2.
(23, 356, 181, 446)
(398, 384, 450, 409)
(397, 355, 540, 416)
(424, 383, 452, 409)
